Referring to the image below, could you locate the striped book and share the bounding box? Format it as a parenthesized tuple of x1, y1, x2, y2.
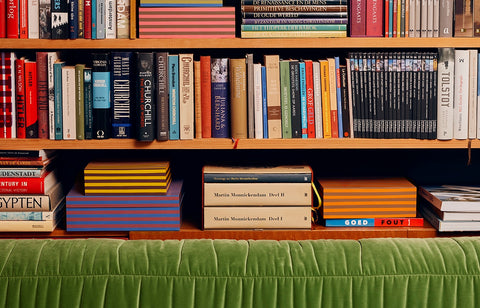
(140, 0, 223, 6)
(138, 7, 236, 38)
(318, 177, 417, 219)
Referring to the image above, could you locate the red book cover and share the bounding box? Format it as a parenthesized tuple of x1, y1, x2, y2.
(0, 171, 57, 194)
(0, 0, 6, 37)
(366, 0, 384, 36)
(24, 60, 38, 138)
(350, 0, 366, 37)
(304, 60, 315, 138)
(384, 0, 389, 37)
(15, 57, 26, 138)
(36, 52, 49, 139)
(393, 0, 398, 37)
(6, 0, 18, 38)
(1, 52, 15, 139)
(84, 0, 92, 39)
(200, 55, 212, 138)
(18, 0, 27, 38)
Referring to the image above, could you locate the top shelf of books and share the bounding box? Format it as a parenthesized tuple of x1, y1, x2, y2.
(3, 38, 480, 50)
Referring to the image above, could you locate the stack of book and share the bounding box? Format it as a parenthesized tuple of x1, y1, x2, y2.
(418, 185, 480, 232)
(138, 0, 235, 38)
(318, 177, 423, 227)
(66, 160, 182, 231)
(240, 0, 348, 38)
(202, 165, 313, 229)
(0, 150, 68, 232)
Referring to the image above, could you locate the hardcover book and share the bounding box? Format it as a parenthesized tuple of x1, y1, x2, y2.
(47, 52, 59, 140)
(51, 0, 69, 39)
(61, 65, 76, 140)
(25, 60, 38, 138)
(454, 0, 473, 36)
(15, 57, 26, 139)
(264, 55, 282, 138)
(229, 58, 248, 139)
(179, 53, 194, 140)
(84, 67, 94, 139)
(350, 0, 366, 36)
(168, 54, 180, 140)
(211, 58, 230, 138)
(0, 52, 16, 139)
(111, 52, 133, 138)
(325, 217, 424, 227)
(53, 61, 65, 140)
(92, 52, 111, 139)
(203, 165, 313, 183)
(75, 63, 85, 140)
(453, 49, 469, 139)
(280, 59, 292, 138)
(116, 0, 130, 38)
(289, 60, 302, 138)
(0, 181, 65, 212)
(200, 55, 212, 138)
(253, 63, 263, 139)
(155, 52, 169, 141)
(439, 0, 453, 36)
(136, 52, 155, 141)
(0, 170, 59, 194)
(418, 185, 480, 212)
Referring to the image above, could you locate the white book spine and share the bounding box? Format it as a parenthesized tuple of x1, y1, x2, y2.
(253, 63, 263, 139)
(313, 61, 323, 138)
(415, 0, 422, 37)
(477, 52, 480, 138)
(47, 52, 59, 140)
(469, 49, 478, 139)
(105, 0, 116, 39)
(28, 0, 40, 38)
(427, 0, 434, 37)
(433, 0, 440, 37)
(409, 0, 416, 37)
(62, 66, 77, 140)
(436, 48, 455, 140)
(179, 54, 194, 140)
(421, 0, 428, 37)
(454, 49, 470, 140)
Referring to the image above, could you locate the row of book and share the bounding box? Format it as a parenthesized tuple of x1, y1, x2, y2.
(239, 0, 348, 38)
(0, 0, 133, 39)
(5, 49, 479, 141)
(352, 0, 477, 37)
(138, 0, 235, 38)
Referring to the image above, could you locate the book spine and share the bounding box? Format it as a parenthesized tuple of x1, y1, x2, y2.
(111, 52, 133, 138)
(454, 0, 473, 37)
(78, 0, 84, 38)
(0, 219, 57, 232)
(0, 169, 44, 177)
(75, 64, 85, 140)
(96, 0, 105, 39)
(241, 24, 346, 31)
(136, 52, 155, 141)
(18, 0, 26, 38)
(454, 49, 469, 139)
(229, 58, 248, 139)
(305, 60, 315, 138)
(84, 0, 92, 39)
(25, 61, 38, 138)
(241, 0, 347, 4)
(366, 0, 383, 36)
(92, 52, 111, 139)
(39, 0, 52, 38)
(299, 61, 308, 138)
(6, 0, 18, 38)
(280, 60, 292, 138)
(246, 53, 255, 139)
(28, 0, 39, 38)
(116, 0, 130, 38)
(53, 61, 64, 139)
(179, 53, 194, 140)
(194, 60, 202, 138)
(289, 61, 301, 138)
(0, 177, 46, 194)
(241, 4, 347, 11)
(69, 0, 78, 39)
(320, 60, 332, 138)
(340, 65, 350, 137)
(203, 206, 311, 229)
(91, 0, 97, 39)
(203, 172, 312, 183)
(51, 0, 69, 39)
(328, 58, 339, 137)
(313, 61, 323, 138)
(62, 66, 76, 140)
(105, 0, 116, 38)
(203, 182, 312, 206)
(264, 55, 282, 138)
(15, 57, 26, 139)
(334, 56, 343, 137)
(47, 52, 58, 140)
(469, 50, 478, 139)
(241, 11, 348, 18)
(129, 0, 136, 38)
(253, 63, 263, 139)
(36, 52, 49, 139)
(200, 55, 212, 138)
(0, 1, 7, 37)
(84, 67, 93, 139)
(168, 55, 180, 140)
(350, 0, 366, 36)
(211, 58, 230, 138)
(242, 18, 348, 24)
(261, 65, 268, 138)
(325, 218, 424, 227)
(155, 52, 169, 141)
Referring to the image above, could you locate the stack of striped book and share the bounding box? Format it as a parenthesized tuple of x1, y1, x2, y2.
(318, 177, 423, 227)
(138, 0, 236, 38)
(240, 0, 348, 38)
(66, 160, 183, 231)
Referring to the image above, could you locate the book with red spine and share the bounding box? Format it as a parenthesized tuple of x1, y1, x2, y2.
(84, 0, 92, 39)
(0, 170, 59, 194)
(304, 60, 315, 138)
(1, 52, 15, 139)
(0, 0, 6, 37)
(19, 0, 27, 38)
(36, 52, 49, 139)
(15, 57, 26, 138)
(325, 217, 424, 227)
(200, 55, 212, 138)
(6, 0, 18, 38)
(366, 0, 384, 36)
(350, 0, 366, 36)
(24, 60, 38, 138)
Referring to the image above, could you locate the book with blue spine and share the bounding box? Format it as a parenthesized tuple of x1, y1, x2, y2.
(168, 54, 180, 140)
(69, 0, 79, 39)
(261, 65, 268, 138)
(84, 67, 94, 139)
(92, 52, 111, 139)
(92, 0, 97, 39)
(53, 61, 65, 140)
(111, 52, 133, 138)
(335, 56, 343, 137)
(299, 61, 308, 138)
(211, 58, 230, 138)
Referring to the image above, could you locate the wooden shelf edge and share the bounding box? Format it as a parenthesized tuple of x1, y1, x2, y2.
(3, 38, 480, 49)
(0, 138, 471, 150)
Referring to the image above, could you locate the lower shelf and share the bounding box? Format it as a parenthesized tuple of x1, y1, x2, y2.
(0, 228, 129, 239)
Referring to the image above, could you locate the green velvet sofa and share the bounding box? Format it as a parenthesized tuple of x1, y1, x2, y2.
(1, 237, 479, 307)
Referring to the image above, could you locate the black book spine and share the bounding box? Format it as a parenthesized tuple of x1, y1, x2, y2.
(136, 52, 156, 141)
(51, 0, 69, 39)
(289, 60, 302, 138)
(430, 52, 438, 140)
(155, 52, 169, 141)
(111, 51, 133, 139)
(92, 52, 112, 139)
(339, 65, 350, 138)
(84, 68, 93, 139)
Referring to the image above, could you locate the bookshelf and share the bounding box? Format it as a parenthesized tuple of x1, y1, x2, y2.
(2, 36, 480, 240)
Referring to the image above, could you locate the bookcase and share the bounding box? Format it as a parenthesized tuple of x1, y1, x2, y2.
(3, 37, 480, 240)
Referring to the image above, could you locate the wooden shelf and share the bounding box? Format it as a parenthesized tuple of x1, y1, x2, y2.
(0, 138, 473, 150)
(0, 228, 129, 239)
(3, 38, 480, 50)
(129, 220, 439, 240)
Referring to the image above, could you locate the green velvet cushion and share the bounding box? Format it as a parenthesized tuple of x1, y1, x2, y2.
(0, 238, 479, 308)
